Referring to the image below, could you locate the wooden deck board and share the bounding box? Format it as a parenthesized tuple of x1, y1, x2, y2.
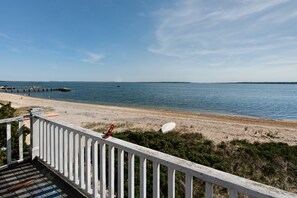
(0, 160, 85, 198)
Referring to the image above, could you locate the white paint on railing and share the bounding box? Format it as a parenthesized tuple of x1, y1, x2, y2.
(168, 167, 175, 198)
(100, 143, 107, 198)
(109, 145, 115, 198)
(206, 182, 213, 198)
(18, 120, 23, 160)
(128, 153, 135, 198)
(59, 126, 63, 173)
(6, 123, 11, 164)
(86, 138, 92, 194)
(68, 130, 74, 181)
(80, 135, 85, 190)
(39, 120, 43, 160)
(47, 122, 50, 164)
(186, 173, 193, 198)
(229, 189, 238, 198)
(50, 123, 54, 167)
(27, 114, 297, 198)
(118, 149, 124, 198)
(55, 125, 59, 170)
(153, 162, 160, 198)
(74, 132, 79, 185)
(64, 129, 68, 177)
(31, 116, 40, 160)
(93, 140, 98, 198)
(43, 121, 47, 162)
(0, 116, 30, 170)
(140, 157, 147, 198)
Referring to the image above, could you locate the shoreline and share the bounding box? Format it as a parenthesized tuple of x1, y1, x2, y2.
(1, 92, 297, 145)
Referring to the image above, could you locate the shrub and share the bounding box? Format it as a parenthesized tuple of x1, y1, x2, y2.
(0, 102, 30, 165)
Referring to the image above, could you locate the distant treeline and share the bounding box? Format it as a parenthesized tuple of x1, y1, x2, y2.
(229, 82, 297, 84)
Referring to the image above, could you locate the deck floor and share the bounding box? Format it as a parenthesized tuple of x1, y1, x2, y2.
(0, 160, 85, 198)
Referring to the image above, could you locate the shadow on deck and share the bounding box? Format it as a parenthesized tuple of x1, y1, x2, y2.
(0, 160, 85, 198)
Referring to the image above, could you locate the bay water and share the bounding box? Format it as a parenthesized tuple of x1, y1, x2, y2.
(1, 81, 297, 120)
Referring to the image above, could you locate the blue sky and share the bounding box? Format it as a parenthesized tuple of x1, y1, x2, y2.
(0, 0, 297, 82)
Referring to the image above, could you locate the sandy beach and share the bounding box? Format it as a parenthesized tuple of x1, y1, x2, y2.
(1, 92, 297, 145)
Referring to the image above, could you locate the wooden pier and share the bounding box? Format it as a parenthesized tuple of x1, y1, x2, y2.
(0, 86, 71, 93)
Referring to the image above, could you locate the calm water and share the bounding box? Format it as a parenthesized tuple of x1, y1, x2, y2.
(1, 81, 297, 120)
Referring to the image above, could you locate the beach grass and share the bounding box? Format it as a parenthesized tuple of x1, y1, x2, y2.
(113, 131, 297, 196)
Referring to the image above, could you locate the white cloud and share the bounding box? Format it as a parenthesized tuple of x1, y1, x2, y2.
(149, 0, 297, 59)
(82, 52, 104, 64)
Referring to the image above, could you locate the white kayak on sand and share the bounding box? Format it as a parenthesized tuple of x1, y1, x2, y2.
(160, 122, 176, 133)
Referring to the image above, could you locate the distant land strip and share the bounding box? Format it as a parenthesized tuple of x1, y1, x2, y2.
(230, 82, 297, 84)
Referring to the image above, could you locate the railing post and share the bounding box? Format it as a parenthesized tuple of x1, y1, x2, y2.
(6, 123, 11, 164)
(30, 108, 43, 160)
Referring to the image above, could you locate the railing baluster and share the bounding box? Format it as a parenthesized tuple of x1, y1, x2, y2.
(206, 182, 213, 198)
(80, 135, 85, 190)
(229, 189, 238, 198)
(44, 121, 47, 162)
(39, 120, 43, 159)
(168, 167, 175, 198)
(64, 129, 68, 177)
(185, 174, 193, 198)
(51, 124, 55, 167)
(86, 138, 92, 194)
(47, 122, 50, 164)
(6, 123, 11, 164)
(69, 130, 74, 181)
(140, 157, 146, 198)
(118, 149, 124, 198)
(59, 126, 63, 173)
(128, 153, 135, 198)
(74, 132, 79, 185)
(55, 125, 59, 170)
(18, 120, 23, 160)
(100, 143, 106, 198)
(109, 145, 115, 198)
(93, 140, 98, 198)
(153, 162, 160, 198)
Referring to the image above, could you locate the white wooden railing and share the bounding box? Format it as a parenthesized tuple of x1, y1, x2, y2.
(1, 109, 296, 197)
(0, 116, 27, 171)
(28, 110, 297, 198)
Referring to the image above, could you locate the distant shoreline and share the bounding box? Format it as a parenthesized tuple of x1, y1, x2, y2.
(1, 80, 297, 84)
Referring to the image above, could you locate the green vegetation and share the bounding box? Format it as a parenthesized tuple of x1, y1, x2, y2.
(0, 102, 30, 166)
(113, 131, 297, 197)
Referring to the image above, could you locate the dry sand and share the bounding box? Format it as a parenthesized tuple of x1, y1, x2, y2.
(1, 92, 297, 145)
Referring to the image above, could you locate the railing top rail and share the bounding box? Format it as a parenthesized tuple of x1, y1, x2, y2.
(0, 116, 25, 124)
(34, 114, 297, 198)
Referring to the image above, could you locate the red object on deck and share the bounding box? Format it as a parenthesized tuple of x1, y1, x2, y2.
(102, 124, 114, 139)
